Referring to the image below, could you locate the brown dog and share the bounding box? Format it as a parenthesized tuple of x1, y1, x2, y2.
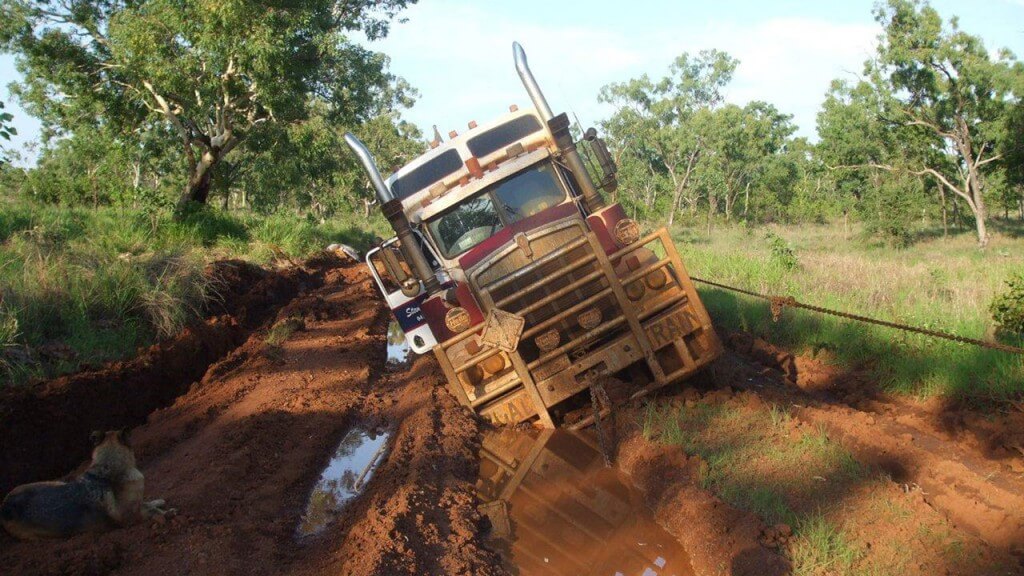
(0, 430, 172, 539)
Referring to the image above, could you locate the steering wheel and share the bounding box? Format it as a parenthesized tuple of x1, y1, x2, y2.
(452, 225, 495, 254)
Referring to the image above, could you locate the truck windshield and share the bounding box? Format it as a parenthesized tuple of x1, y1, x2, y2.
(427, 162, 567, 258)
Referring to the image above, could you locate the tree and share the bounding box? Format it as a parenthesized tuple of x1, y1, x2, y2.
(863, 0, 1022, 246)
(1, 0, 415, 211)
(599, 50, 738, 226)
(0, 101, 16, 166)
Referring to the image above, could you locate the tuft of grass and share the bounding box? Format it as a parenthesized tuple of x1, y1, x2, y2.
(266, 317, 305, 346)
(790, 513, 862, 576)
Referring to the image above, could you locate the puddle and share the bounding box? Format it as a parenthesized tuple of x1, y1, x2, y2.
(386, 321, 410, 366)
(477, 428, 695, 576)
(297, 426, 391, 538)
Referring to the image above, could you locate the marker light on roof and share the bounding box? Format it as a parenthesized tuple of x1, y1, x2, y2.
(466, 157, 483, 179)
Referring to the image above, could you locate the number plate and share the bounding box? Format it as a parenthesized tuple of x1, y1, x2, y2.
(645, 308, 694, 350)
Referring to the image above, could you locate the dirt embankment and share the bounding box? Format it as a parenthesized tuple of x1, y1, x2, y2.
(0, 257, 329, 497)
(0, 260, 505, 576)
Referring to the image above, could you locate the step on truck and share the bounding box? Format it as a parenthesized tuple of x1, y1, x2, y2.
(346, 42, 721, 428)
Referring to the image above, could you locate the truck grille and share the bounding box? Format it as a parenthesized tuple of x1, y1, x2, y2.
(470, 219, 626, 368)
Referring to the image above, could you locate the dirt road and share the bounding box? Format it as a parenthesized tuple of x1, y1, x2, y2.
(0, 259, 504, 575)
(1, 256, 1022, 575)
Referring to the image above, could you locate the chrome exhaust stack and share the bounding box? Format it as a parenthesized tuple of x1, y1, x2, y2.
(344, 133, 440, 295)
(512, 42, 605, 212)
(513, 41, 554, 122)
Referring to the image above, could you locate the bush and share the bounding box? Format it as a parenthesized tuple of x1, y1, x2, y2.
(764, 231, 799, 270)
(991, 273, 1024, 337)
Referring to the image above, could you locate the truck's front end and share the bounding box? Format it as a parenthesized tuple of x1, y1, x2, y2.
(350, 43, 721, 428)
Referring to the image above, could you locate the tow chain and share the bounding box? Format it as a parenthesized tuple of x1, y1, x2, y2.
(691, 277, 1024, 355)
(588, 377, 616, 467)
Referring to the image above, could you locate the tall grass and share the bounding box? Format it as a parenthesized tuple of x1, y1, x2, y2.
(674, 222, 1024, 400)
(0, 198, 382, 385)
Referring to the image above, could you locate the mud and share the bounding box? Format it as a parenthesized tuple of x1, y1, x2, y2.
(0, 261, 505, 576)
(3, 254, 1023, 575)
(0, 255, 335, 497)
(477, 427, 696, 576)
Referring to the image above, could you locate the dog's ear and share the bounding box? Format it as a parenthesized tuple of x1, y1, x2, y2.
(90, 430, 105, 446)
(117, 428, 131, 446)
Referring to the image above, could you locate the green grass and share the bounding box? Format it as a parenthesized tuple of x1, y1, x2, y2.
(790, 513, 862, 576)
(674, 221, 1024, 401)
(0, 198, 384, 385)
(642, 398, 875, 573)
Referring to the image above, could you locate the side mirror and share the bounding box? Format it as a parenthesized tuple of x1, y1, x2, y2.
(583, 128, 618, 193)
(379, 243, 421, 297)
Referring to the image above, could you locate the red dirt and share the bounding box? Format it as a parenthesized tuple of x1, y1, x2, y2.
(0, 256, 331, 498)
(720, 329, 1024, 563)
(4, 257, 1024, 575)
(0, 262, 505, 576)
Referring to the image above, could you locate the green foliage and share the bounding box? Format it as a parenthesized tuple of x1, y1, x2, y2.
(990, 273, 1024, 337)
(0, 198, 378, 385)
(1, 0, 417, 208)
(0, 101, 16, 165)
(764, 231, 799, 270)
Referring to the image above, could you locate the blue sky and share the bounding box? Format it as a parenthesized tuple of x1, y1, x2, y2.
(2, 0, 1022, 165)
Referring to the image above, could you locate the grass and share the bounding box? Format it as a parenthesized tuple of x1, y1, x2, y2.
(640, 395, 1008, 575)
(673, 221, 1024, 401)
(0, 197, 385, 385)
(642, 399, 868, 527)
(790, 513, 862, 576)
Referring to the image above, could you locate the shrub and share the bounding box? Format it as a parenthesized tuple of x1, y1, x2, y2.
(764, 231, 799, 270)
(991, 272, 1024, 337)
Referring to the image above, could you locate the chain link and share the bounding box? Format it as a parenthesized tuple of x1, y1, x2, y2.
(691, 277, 1024, 355)
(588, 377, 616, 467)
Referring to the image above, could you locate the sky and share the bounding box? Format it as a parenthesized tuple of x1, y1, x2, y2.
(2, 0, 1022, 165)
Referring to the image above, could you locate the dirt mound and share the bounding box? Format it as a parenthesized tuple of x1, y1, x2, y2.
(0, 261, 505, 576)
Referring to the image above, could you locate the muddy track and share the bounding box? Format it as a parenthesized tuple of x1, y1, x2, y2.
(0, 258, 333, 497)
(0, 261, 505, 576)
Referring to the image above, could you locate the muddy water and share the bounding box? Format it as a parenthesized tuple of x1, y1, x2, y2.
(297, 426, 391, 538)
(477, 428, 694, 576)
(386, 321, 410, 366)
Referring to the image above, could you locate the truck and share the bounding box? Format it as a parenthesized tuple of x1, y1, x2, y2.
(345, 42, 721, 428)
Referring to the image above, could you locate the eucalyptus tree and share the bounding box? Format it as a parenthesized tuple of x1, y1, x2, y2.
(860, 0, 1022, 246)
(1, 0, 415, 211)
(599, 50, 738, 226)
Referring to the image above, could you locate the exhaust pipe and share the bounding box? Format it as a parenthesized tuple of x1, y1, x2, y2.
(344, 133, 394, 205)
(511, 42, 605, 213)
(344, 133, 440, 295)
(513, 42, 554, 122)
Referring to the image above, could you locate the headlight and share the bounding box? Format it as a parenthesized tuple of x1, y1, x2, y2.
(578, 308, 602, 330)
(481, 353, 506, 375)
(625, 281, 646, 301)
(613, 218, 641, 247)
(644, 268, 668, 290)
(445, 307, 471, 333)
(536, 329, 560, 353)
